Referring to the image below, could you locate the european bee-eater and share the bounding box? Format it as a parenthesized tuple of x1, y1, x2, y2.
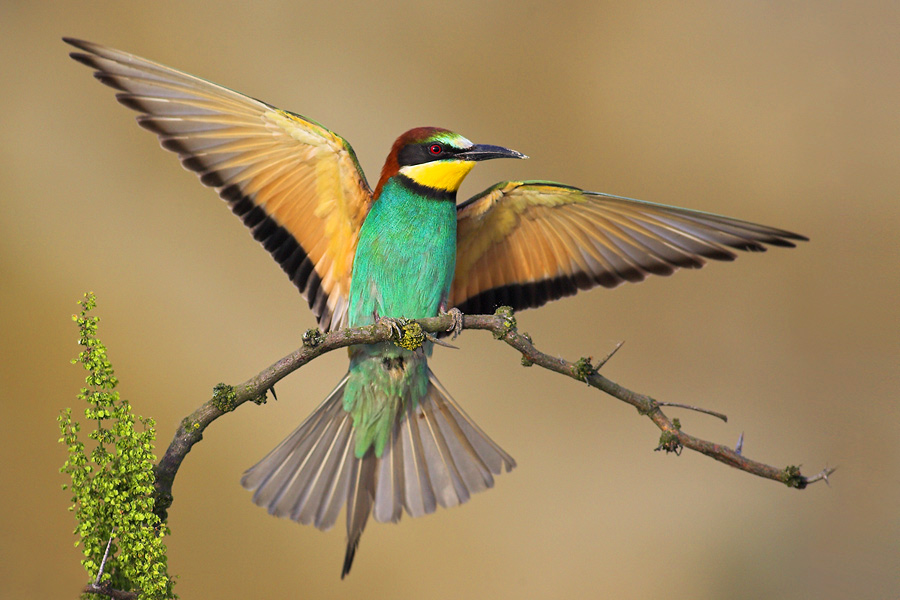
(66, 38, 806, 577)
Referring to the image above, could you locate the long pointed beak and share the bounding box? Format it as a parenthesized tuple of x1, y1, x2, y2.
(456, 144, 528, 162)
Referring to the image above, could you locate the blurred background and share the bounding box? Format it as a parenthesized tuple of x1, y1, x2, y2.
(2, 1, 897, 598)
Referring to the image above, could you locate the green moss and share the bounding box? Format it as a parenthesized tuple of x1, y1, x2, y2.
(655, 427, 683, 455)
(492, 306, 517, 339)
(302, 328, 324, 347)
(520, 332, 534, 366)
(211, 383, 237, 413)
(396, 320, 426, 351)
(59, 293, 176, 599)
(179, 416, 201, 432)
(782, 465, 806, 489)
(574, 357, 595, 383)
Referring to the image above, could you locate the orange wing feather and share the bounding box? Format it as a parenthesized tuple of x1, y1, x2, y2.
(66, 38, 373, 330)
(452, 181, 806, 314)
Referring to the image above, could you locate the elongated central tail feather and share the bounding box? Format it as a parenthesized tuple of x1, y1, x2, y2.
(241, 369, 515, 577)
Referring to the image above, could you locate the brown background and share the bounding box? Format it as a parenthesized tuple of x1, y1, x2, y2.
(2, 2, 897, 598)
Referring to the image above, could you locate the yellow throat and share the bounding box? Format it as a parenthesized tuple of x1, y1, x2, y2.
(400, 160, 476, 192)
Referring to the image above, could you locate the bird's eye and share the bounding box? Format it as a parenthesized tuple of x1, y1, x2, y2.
(428, 143, 443, 156)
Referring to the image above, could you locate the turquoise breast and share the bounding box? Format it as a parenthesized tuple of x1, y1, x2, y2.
(348, 177, 457, 327)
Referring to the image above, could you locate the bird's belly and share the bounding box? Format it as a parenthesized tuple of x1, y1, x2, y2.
(371, 247, 453, 318)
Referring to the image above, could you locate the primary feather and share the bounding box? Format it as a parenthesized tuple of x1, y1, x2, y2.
(452, 181, 806, 314)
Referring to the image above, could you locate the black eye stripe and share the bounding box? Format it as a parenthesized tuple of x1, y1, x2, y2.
(397, 142, 463, 166)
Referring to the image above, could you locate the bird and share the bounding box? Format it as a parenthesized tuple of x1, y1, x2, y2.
(65, 38, 807, 577)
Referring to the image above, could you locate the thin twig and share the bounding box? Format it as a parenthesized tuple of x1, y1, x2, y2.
(152, 309, 831, 519)
(804, 465, 837, 485)
(595, 340, 624, 369)
(94, 528, 116, 585)
(656, 401, 729, 422)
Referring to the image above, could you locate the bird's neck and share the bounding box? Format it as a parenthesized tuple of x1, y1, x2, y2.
(390, 173, 459, 202)
(374, 158, 475, 201)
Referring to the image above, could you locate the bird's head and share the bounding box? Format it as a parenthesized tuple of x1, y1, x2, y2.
(374, 127, 526, 199)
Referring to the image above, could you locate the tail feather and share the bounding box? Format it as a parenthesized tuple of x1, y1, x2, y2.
(398, 402, 438, 517)
(374, 425, 403, 523)
(342, 451, 376, 578)
(293, 412, 355, 526)
(311, 417, 356, 528)
(422, 388, 491, 499)
(429, 374, 516, 476)
(241, 368, 515, 578)
(242, 376, 351, 525)
(280, 408, 347, 522)
(417, 394, 473, 508)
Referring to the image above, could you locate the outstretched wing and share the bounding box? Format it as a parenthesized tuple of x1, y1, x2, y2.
(65, 38, 373, 330)
(451, 181, 807, 314)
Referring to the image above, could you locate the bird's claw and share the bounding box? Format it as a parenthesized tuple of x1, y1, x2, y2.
(443, 307, 464, 339)
(378, 316, 405, 341)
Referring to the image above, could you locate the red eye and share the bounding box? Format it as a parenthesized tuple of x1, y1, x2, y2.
(428, 143, 443, 155)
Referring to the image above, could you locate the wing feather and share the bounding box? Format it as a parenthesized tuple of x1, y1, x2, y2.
(453, 181, 807, 313)
(66, 38, 373, 330)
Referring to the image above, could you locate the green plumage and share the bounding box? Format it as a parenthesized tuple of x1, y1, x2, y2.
(344, 176, 457, 457)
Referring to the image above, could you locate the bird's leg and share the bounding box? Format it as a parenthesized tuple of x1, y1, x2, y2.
(440, 304, 464, 339)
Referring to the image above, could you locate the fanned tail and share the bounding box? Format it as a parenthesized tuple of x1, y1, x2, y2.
(241, 375, 356, 530)
(380, 368, 516, 521)
(241, 369, 515, 577)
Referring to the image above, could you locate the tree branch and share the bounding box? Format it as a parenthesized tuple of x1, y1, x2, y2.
(82, 583, 138, 600)
(153, 308, 833, 520)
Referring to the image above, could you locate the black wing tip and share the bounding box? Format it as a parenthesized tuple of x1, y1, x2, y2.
(727, 231, 809, 252)
(62, 36, 89, 50)
(68, 50, 97, 68)
(116, 93, 149, 111)
(67, 47, 127, 93)
(772, 232, 810, 245)
(64, 38, 105, 65)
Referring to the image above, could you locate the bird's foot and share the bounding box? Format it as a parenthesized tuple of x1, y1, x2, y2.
(378, 316, 406, 342)
(441, 307, 464, 339)
(379, 316, 444, 351)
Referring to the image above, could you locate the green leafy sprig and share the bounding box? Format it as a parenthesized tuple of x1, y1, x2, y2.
(59, 293, 175, 599)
